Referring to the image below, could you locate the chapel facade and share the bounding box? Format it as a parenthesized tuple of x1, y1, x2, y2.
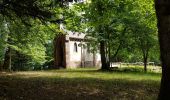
(54, 31, 101, 68)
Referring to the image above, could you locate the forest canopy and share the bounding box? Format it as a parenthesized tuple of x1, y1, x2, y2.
(0, 0, 159, 71)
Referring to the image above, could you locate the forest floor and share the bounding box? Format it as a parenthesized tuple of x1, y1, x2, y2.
(0, 68, 161, 100)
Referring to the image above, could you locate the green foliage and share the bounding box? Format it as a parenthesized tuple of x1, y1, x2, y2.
(0, 0, 160, 70)
(0, 0, 59, 70)
(0, 15, 58, 70)
(62, 3, 87, 32)
(0, 0, 53, 21)
(85, 0, 159, 65)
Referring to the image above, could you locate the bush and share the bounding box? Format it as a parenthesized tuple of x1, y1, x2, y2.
(43, 60, 54, 70)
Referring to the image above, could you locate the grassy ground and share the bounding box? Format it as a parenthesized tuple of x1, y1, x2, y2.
(0, 68, 161, 100)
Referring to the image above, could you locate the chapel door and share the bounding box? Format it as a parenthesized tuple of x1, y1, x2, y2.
(54, 35, 66, 68)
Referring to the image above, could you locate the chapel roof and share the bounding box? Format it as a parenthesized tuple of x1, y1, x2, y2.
(66, 30, 85, 40)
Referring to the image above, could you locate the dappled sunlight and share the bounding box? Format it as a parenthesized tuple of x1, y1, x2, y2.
(0, 69, 160, 100)
(0, 0, 164, 99)
(0, 68, 161, 82)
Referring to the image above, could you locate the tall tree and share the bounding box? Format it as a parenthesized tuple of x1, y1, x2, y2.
(0, 0, 56, 71)
(86, 0, 118, 70)
(155, 0, 170, 99)
(0, 18, 57, 70)
(120, 0, 157, 72)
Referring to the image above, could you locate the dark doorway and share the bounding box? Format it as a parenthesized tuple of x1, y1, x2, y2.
(54, 35, 66, 68)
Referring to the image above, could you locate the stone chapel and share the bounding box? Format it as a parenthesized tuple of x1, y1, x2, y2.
(54, 31, 101, 68)
(53, 0, 101, 68)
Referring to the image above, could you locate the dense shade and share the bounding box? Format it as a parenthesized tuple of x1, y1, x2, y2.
(0, 0, 52, 20)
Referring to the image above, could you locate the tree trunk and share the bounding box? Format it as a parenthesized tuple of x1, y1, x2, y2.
(107, 32, 111, 68)
(3, 47, 11, 71)
(143, 56, 147, 72)
(108, 40, 111, 68)
(112, 43, 121, 61)
(0, 62, 2, 71)
(142, 49, 148, 72)
(155, 0, 170, 99)
(100, 41, 109, 70)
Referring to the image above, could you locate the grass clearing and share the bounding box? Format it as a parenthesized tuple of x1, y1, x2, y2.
(0, 68, 161, 100)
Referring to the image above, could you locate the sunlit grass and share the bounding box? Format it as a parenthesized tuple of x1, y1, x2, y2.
(1, 68, 161, 81)
(0, 68, 161, 100)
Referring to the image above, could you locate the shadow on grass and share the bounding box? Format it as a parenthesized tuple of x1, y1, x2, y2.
(45, 67, 161, 77)
(0, 73, 160, 100)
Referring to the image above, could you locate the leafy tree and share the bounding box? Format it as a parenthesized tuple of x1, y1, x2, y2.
(1, 17, 57, 70)
(0, 0, 58, 71)
(86, 0, 120, 70)
(85, 0, 158, 71)
(130, 0, 157, 72)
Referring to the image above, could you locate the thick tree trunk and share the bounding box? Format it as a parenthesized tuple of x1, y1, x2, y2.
(155, 0, 170, 99)
(3, 47, 11, 71)
(100, 41, 109, 70)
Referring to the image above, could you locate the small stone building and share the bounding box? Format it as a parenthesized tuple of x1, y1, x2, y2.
(54, 31, 101, 68)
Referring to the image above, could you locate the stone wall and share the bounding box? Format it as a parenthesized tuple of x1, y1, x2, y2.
(54, 34, 101, 69)
(67, 41, 101, 68)
(67, 61, 101, 68)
